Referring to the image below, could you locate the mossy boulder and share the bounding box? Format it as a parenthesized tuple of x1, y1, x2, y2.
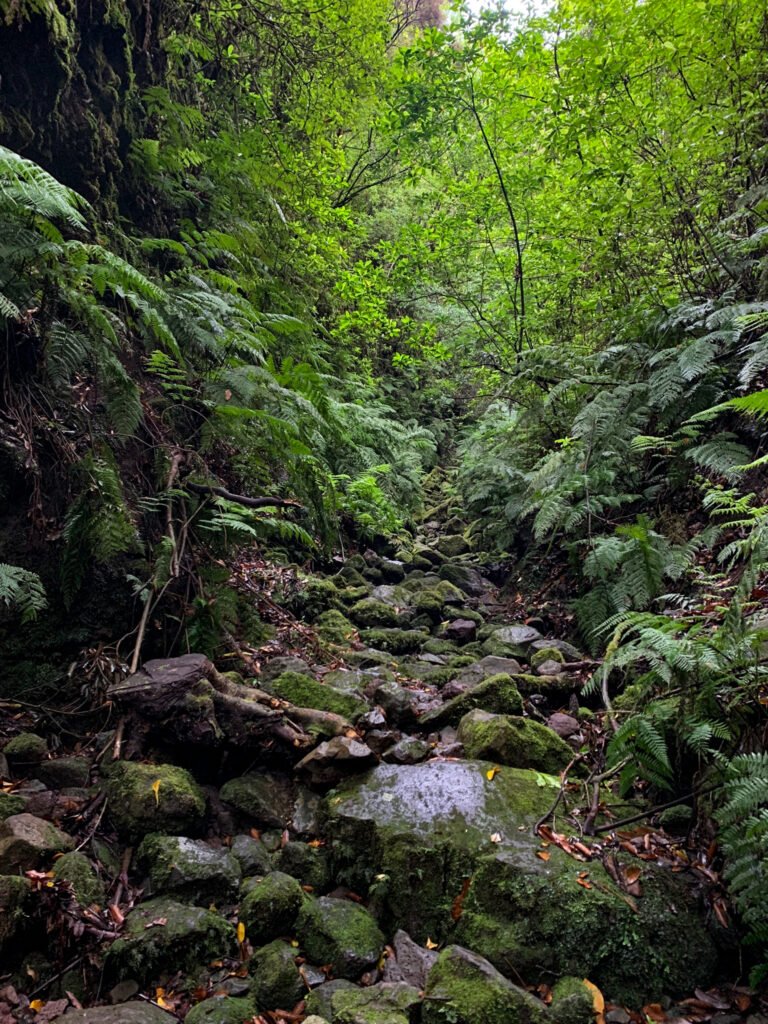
(0, 875, 29, 951)
(329, 982, 422, 1024)
(315, 609, 357, 645)
(185, 995, 258, 1023)
(240, 871, 305, 944)
(529, 647, 565, 670)
(250, 939, 304, 1010)
(104, 762, 206, 840)
(454, 844, 718, 1006)
(550, 977, 594, 1024)
(137, 834, 241, 905)
(423, 945, 548, 1024)
(306, 980, 358, 1018)
(53, 850, 105, 906)
(359, 628, 427, 655)
(481, 635, 528, 659)
(349, 599, 403, 628)
(269, 671, 367, 721)
(4, 732, 47, 766)
(457, 710, 573, 773)
(231, 834, 273, 876)
(438, 563, 492, 597)
(297, 577, 345, 619)
(275, 840, 331, 891)
(297, 896, 385, 979)
(325, 761, 553, 941)
(0, 813, 74, 872)
(418, 674, 523, 729)
(0, 791, 25, 821)
(220, 771, 295, 828)
(105, 897, 235, 984)
(35, 755, 90, 789)
(435, 535, 470, 558)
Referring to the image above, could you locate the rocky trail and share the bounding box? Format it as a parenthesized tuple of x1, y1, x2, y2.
(0, 518, 761, 1024)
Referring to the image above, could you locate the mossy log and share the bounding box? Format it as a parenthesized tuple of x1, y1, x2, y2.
(108, 654, 351, 758)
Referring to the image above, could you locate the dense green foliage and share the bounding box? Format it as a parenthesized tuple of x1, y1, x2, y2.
(1, 0, 768, 981)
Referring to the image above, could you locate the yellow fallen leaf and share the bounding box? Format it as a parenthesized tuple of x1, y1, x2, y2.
(582, 979, 605, 1024)
(425, 937, 439, 950)
(486, 766, 500, 781)
(237, 921, 246, 943)
(151, 779, 162, 805)
(290, 939, 299, 948)
(29, 1000, 45, 1012)
(536, 850, 551, 861)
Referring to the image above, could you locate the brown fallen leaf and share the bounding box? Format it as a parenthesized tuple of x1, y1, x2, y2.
(642, 1002, 667, 1022)
(144, 917, 167, 929)
(536, 850, 551, 861)
(693, 989, 730, 1010)
(451, 878, 472, 922)
(582, 979, 605, 1024)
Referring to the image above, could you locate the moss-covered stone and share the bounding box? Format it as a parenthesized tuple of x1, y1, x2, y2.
(0, 875, 29, 952)
(529, 647, 565, 670)
(481, 636, 528, 659)
(337, 585, 372, 605)
(185, 995, 258, 1023)
(330, 982, 422, 1024)
(220, 772, 295, 828)
(339, 565, 368, 588)
(325, 762, 553, 942)
(315, 609, 357, 645)
(297, 896, 384, 979)
(231, 834, 273, 876)
(0, 792, 25, 821)
(137, 834, 241, 905)
(297, 577, 345, 619)
(550, 977, 594, 1024)
(53, 850, 105, 906)
(4, 732, 47, 766)
(454, 845, 718, 1006)
(359, 629, 427, 655)
(422, 638, 459, 656)
(240, 871, 305, 944)
(422, 945, 548, 1024)
(418, 674, 523, 729)
(250, 939, 304, 1010)
(270, 671, 367, 721)
(305, 980, 358, 1019)
(349, 599, 403, 628)
(104, 762, 205, 840)
(35, 755, 90, 789)
(457, 710, 573, 773)
(0, 812, 74, 871)
(435, 535, 470, 558)
(105, 897, 234, 984)
(657, 804, 694, 833)
(275, 841, 331, 891)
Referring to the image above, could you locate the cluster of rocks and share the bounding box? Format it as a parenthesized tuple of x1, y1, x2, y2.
(0, 540, 722, 1022)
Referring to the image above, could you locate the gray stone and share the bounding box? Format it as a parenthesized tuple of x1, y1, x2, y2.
(260, 656, 313, 683)
(296, 737, 377, 786)
(306, 980, 358, 1019)
(530, 638, 583, 661)
(382, 738, 431, 765)
(383, 929, 438, 988)
(231, 834, 273, 876)
(35, 756, 90, 789)
(374, 681, 415, 727)
(435, 535, 470, 558)
(547, 713, 581, 739)
(0, 812, 74, 871)
(442, 618, 477, 644)
(492, 624, 543, 646)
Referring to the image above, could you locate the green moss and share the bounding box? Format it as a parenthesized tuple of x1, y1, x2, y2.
(530, 647, 565, 669)
(105, 897, 235, 984)
(359, 628, 427, 654)
(0, 792, 25, 821)
(423, 945, 548, 1024)
(457, 711, 573, 773)
(349, 599, 402, 628)
(275, 841, 331, 891)
(0, 875, 29, 951)
(4, 732, 47, 764)
(455, 847, 718, 1006)
(53, 851, 105, 906)
(250, 939, 304, 1010)
(270, 671, 367, 721)
(136, 834, 241, 905)
(103, 761, 206, 840)
(240, 871, 305, 945)
(481, 636, 527, 659)
(337, 585, 372, 604)
(550, 977, 594, 1024)
(298, 577, 345, 619)
(330, 982, 421, 1024)
(418, 674, 523, 729)
(296, 896, 384, 979)
(315, 609, 357, 645)
(185, 995, 258, 1023)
